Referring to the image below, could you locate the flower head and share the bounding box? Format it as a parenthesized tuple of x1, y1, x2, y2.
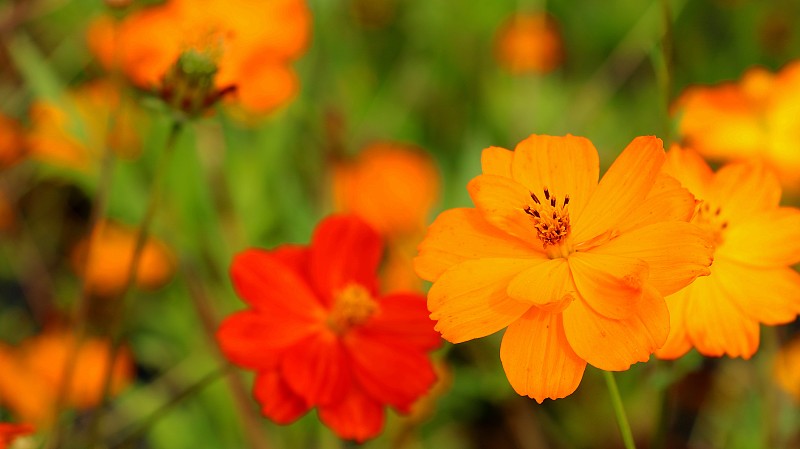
(775, 336, 800, 402)
(493, 12, 563, 74)
(416, 134, 714, 402)
(216, 215, 440, 442)
(0, 423, 34, 449)
(656, 146, 800, 360)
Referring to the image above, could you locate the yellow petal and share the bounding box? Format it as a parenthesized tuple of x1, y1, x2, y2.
(710, 161, 781, 222)
(662, 145, 713, 200)
(590, 221, 713, 296)
(500, 308, 586, 403)
(562, 285, 669, 371)
(655, 287, 693, 360)
(568, 252, 649, 319)
(573, 136, 665, 243)
(481, 146, 514, 177)
(427, 258, 537, 343)
(506, 258, 574, 308)
(616, 173, 698, 234)
(510, 134, 599, 220)
(718, 207, 800, 267)
(711, 259, 800, 325)
(467, 174, 540, 243)
(415, 208, 543, 282)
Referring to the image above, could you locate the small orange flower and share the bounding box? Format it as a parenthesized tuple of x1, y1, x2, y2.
(674, 61, 800, 192)
(775, 336, 800, 402)
(70, 220, 175, 297)
(0, 422, 34, 449)
(0, 115, 25, 168)
(0, 331, 133, 426)
(216, 215, 440, 442)
(494, 12, 563, 74)
(657, 146, 800, 360)
(87, 0, 311, 115)
(416, 134, 714, 402)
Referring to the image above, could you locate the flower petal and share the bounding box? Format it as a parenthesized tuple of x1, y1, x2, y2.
(568, 252, 649, 319)
(360, 293, 441, 351)
(563, 285, 669, 371)
(655, 289, 693, 360)
(500, 308, 586, 403)
(415, 208, 541, 282)
(507, 258, 575, 307)
(710, 161, 781, 221)
(573, 136, 665, 242)
(719, 207, 800, 267)
(589, 221, 714, 296)
(317, 385, 384, 443)
(616, 173, 698, 234)
(467, 174, 540, 243)
(253, 370, 310, 424)
(662, 146, 713, 200)
(481, 146, 514, 177)
(310, 215, 383, 305)
(510, 134, 599, 221)
(712, 259, 800, 325)
(281, 331, 350, 406)
(428, 258, 538, 343)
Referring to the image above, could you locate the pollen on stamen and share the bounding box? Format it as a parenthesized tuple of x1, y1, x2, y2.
(522, 187, 572, 248)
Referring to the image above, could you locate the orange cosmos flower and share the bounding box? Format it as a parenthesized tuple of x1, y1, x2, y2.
(87, 0, 311, 115)
(216, 215, 440, 442)
(70, 220, 175, 297)
(674, 61, 800, 192)
(656, 146, 800, 359)
(416, 134, 714, 402)
(0, 331, 133, 425)
(494, 12, 563, 74)
(0, 115, 25, 168)
(775, 336, 800, 402)
(0, 423, 34, 449)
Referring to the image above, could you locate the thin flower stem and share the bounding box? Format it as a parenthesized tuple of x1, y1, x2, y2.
(603, 371, 637, 449)
(659, 0, 674, 143)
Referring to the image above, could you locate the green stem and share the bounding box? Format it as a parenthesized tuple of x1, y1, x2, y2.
(604, 371, 637, 449)
(659, 0, 674, 143)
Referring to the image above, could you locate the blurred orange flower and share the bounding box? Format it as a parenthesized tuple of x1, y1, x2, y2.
(216, 215, 440, 442)
(0, 331, 133, 426)
(333, 143, 440, 292)
(87, 0, 311, 115)
(657, 146, 800, 360)
(416, 134, 714, 402)
(70, 220, 175, 297)
(674, 61, 800, 192)
(0, 115, 25, 168)
(26, 80, 144, 172)
(494, 12, 563, 74)
(775, 336, 800, 402)
(0, 422, 34, 449)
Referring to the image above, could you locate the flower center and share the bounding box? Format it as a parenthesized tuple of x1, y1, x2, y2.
(328, 283, 379, 334)
(523, 187, 572, 254)
(692, 201, 728, 246)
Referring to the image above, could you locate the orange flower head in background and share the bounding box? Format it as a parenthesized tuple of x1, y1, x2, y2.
(0, 331, 133, 426)
(333, 143, 441, 292)
(87, 0, 311, 116)
(416, 134, 714, 402)
(774, 336, 800, 402)
(656, 146, 800, 360)
(216, 215, 440, 442)
(674, 61, 800, 192)
(26, 80, 144, 172)
(0, 114, 25, 168)
(0, 423, 34, 449)
(494, 12, 563, 74)
(70, 220, 175, 298)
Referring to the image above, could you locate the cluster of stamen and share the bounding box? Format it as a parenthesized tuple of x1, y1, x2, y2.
(692, 201, 728, 244)
(327, 283, 379, 334)
(523, 187, 571, 248)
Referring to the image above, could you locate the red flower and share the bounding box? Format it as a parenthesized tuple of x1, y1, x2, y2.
(216, 215, 440, 442)
(0, 423, 34, 449)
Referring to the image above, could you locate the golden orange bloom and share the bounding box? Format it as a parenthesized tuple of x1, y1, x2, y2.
(87, 0, 311, 115)
(70, 220, 175, 297)
(26, 80, 144, 171)
(0, 422, 34, 449)
(657, 146, 800, 360)
(674, 61, 800, 192)
(0, 331, 133, 426)
(416, 134, 714, 402)
(0, 115, 25, 168)
(775, 336, 800, 402)
(494, 12, 563, 74)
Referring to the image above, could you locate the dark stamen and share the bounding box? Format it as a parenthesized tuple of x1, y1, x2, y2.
(533, 210, 540, 218)
(715, 207, 721, 216)
(550, 197, 556, 207)
(531, 193, 540, 204)
(564, 195, 570, 206)
(543, 188, 550, 200)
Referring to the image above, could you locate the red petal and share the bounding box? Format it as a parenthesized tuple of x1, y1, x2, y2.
(310, 215, 383, 306)
(271, 244, 311, 278)
(318, 384, 385, 443)
(360, 293, 441, 351)
(253, 370, 310, 424)
(281, 331, 351, 406)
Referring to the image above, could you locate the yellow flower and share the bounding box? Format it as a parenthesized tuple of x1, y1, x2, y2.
(416, 134, 714, 402)
(657, 146, 800, 359)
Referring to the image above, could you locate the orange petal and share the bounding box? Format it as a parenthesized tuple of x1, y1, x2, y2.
(616, 173, 698, 234)
(563, 285, 669, 371)
(415, 208, 542, 282)
(573, 136, 665, 243)
(590, 221, 713, 296)
(317, 384, 384, 443)
(500, 308, 586, 403)
(234, 59, 298, 114)
(507, 258, 575, 308)
(467, 174, 539, 243)
(481, 146, 514, 177)
(253, 370, 310, 424)
(710, 161, 781, 222)
(655, 288, 693, 360)
(510, 134, 599, 221)
(719, 207, 800, 267)
(568, 252, 649, 319)
(662, 145, 713, 200)
(684, 275, 760, 359)
(427, 258, 537, 343)
(280, 332, 351, 406)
